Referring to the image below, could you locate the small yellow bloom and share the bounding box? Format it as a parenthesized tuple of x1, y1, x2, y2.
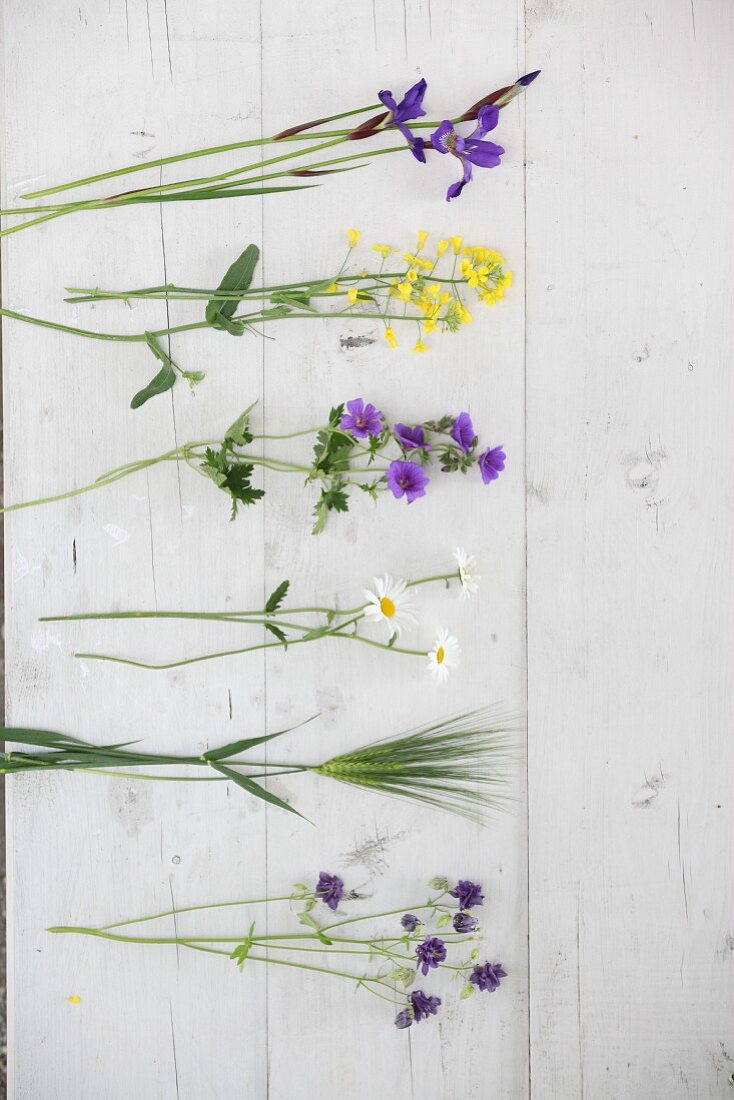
(326, 283, 340, 294)
(66, 995, 81, 1005)
(456, 304, 473, 325)
(347, 287, 358, 305)
(406, 267, 419, 283)
(426, 283, 440, 298)
(396, 281, 413, 302)
(424, 318, 437, 334)
(385, 327, 398, 348)
(416, 230, 429, 251)
(372, 243, 393, 257)
(413, 338, 429, 353)
(439, 291, 453, 305)
(501, 271, 513, 288)
(450, 236, 463, 255)
(347, 228, 361, 248)
(481, 290, 498, 306)
(437, 239, 449, 258)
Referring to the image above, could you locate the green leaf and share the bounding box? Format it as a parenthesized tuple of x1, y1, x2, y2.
(206, 244, 260, 331)
(269, 291, 312, 310)
(130, 333, 177, 409)
(210, 763, 308, 820)
(202, 726, 296, 762)
(225, 402, 257, 447)
(230, 921, 256, 971)
(264, 622, 288, 647)
(224, 465, 265, 519)
(264, 580, 290, 613)
(297, 912, 332, 944)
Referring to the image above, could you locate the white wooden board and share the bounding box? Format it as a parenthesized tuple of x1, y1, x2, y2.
(2, 1, 732, 1097)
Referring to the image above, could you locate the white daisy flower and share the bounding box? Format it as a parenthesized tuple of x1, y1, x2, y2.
(362, 574, 417, 638)
(426, 628, 461, 683)
(453, 547, 480, 600)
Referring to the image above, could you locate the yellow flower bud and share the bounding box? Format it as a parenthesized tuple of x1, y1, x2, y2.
(450, 236, 463, 255)
(413, 338, 429, 353)
(416, 230, 428, 251)
(372, 243, 392, 256)
(347, 228, 361, 248)
(347, 287, 358, 305)
(326, 283, 339, 294)
(437, 239, 449, 258)
(385, 327, 398, 348)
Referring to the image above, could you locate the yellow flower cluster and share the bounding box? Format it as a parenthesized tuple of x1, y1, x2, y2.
(339, 230, 512, 352)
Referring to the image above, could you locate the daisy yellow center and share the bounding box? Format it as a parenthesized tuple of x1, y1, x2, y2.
(436, 646, 445, 664)
(380, 596, 396, 618)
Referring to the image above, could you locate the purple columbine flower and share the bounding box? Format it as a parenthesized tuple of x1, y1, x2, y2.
(401, 913, 422, 932)
(478, 445, 506, 484)
(378, 79, 427, 162)
(453, 911, 479, 934)
(340, 398, 383, 439)
(393, 423, 431, 451)
(393, 990, 442, 1029)
(430, 104, 505, 201)
(410, 990, 441, 1021)
(386, 460, 429, 504)
(469, 961, 507, 993)
(450, 412, 476, 453)
(415, 936, 447, 976)
(449, 880, 484, 909)
(315, 871, 344, 911)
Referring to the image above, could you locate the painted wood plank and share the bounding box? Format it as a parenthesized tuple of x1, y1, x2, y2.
(525, 0, 734, 1096)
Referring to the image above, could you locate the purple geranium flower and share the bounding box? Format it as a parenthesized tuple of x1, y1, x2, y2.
(386, 460, 429, 504)
(378, 78, 427, 162)
(393, 990, 442, 1029)
(415, 936, 447, 976)
(469, 961, 507, 993)
(430, 104, 505, 201)
(449, 880, 484, 909)
(393, 423, 431, 451)
(401, 913, 422, 932)
(315, 871, 344, 911)
(340, 398, 383, 439)
(478, 445, 506, 484)
(453, 911, 478, 934)
(450, 412, 476, 453)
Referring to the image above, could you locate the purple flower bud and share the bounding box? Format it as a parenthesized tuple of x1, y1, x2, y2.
(315, 871, 344, 911)
(401, 913, 422, 932)
(415, 936, 447, 976)
(394, 1008, 413, 1029)
(449, 880, 484, 910)
(453, 911, 478, 934)
(393, 423, 431, 451)
(469, 961, 507, 993)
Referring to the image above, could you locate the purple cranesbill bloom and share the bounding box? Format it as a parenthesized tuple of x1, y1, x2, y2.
(415, 935, 447, 976)
(386, 460, 429, 504)
(430, 104, 505, 201)
(453, 911, 479, 934)
(478, 445, 506, 485)
(410, 990, 441, 1021)
(401, 913, 422, 932)
(469, 961, 507, 993)
(449, 879, 484, 909)
(340, 398, 383, 439)
(450, 412, 476, 453)
(378, 78, 428, 163)
(315, 871, 344, 911)
(393, 423, 431, 451)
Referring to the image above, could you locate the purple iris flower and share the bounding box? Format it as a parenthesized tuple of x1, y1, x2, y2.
(449, 880, 484, 909)
(386, 460, 429, 504)
(401, 913, 422, 932)
(453, 911, 478, 934)
(430, 104, 505, 201)
(378, 78, 427, 162)
(469, 961, 507, 993)
(478, 445, 506, 484)
(450, 412, 476, 453)
(415, 936, 447, 976)
(393, 423, 431, 451)
(340, 398, 383, 439)
(393, 990, 442, 1029)
(315, 871, 344, 911)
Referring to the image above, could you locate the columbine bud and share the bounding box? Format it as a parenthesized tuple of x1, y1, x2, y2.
(429, 876, 449, 890)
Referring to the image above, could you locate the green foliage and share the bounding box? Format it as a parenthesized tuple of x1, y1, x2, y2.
(206, 244, 260, 334)
(199, 446, 264, 520)
(130, 333, 177, 409)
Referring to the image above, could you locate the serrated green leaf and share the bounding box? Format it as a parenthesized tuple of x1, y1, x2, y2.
(206, 244, 260, 331)
(264, 622, 288, 647)
(264, 580, 289, 614)
(225, 402, 257, 446)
